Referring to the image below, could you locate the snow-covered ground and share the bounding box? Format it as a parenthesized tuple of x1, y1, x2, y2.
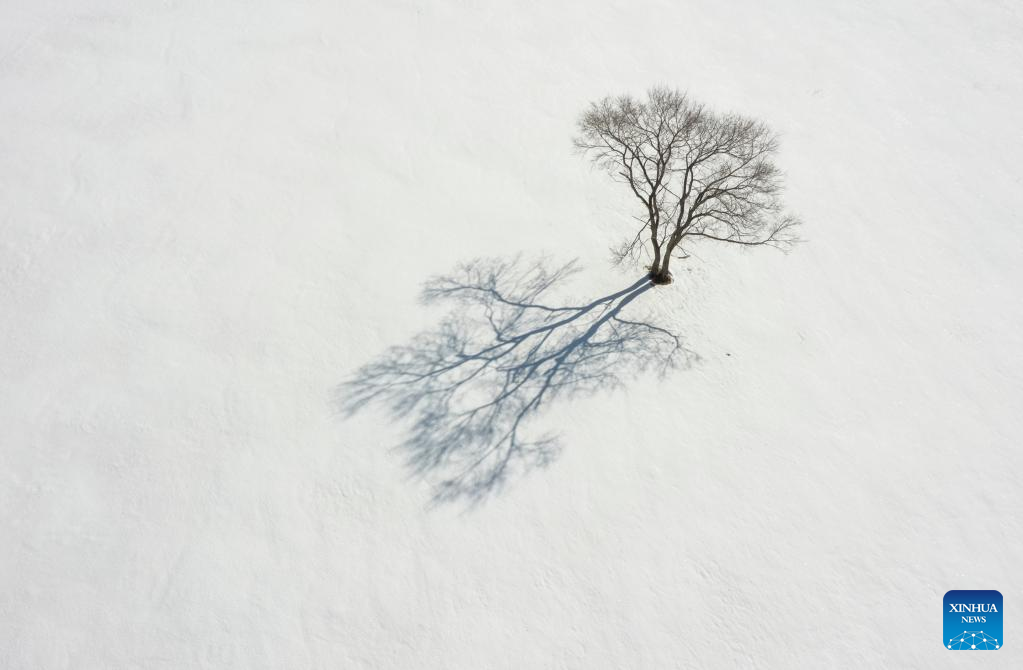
(3, 1, 1022, 667)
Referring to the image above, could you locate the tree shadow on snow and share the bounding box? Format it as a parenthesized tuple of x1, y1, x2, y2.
(337, 256, 697, 505)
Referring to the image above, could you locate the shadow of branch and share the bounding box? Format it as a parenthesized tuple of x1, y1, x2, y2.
(338, 256, 697, 504)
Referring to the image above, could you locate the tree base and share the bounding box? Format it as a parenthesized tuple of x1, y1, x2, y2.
(648, 270, 673, 285)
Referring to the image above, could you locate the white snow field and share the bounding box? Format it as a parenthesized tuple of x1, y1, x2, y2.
(2, 0, 1022, 667)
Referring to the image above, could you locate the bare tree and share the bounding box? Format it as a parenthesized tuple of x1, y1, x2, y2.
(575, 87, 800, 284)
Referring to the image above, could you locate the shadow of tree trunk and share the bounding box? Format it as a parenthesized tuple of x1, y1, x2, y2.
(338, 256, 696, 504)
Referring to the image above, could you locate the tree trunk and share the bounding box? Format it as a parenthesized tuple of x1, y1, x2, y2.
(649, 256, 673, 284)
(649, 235, 680, 284)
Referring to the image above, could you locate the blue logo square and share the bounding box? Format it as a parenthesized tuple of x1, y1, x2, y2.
(944, 590, 1002, 650)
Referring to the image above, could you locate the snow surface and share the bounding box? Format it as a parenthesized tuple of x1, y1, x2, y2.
(2, 0, 1022, 667)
